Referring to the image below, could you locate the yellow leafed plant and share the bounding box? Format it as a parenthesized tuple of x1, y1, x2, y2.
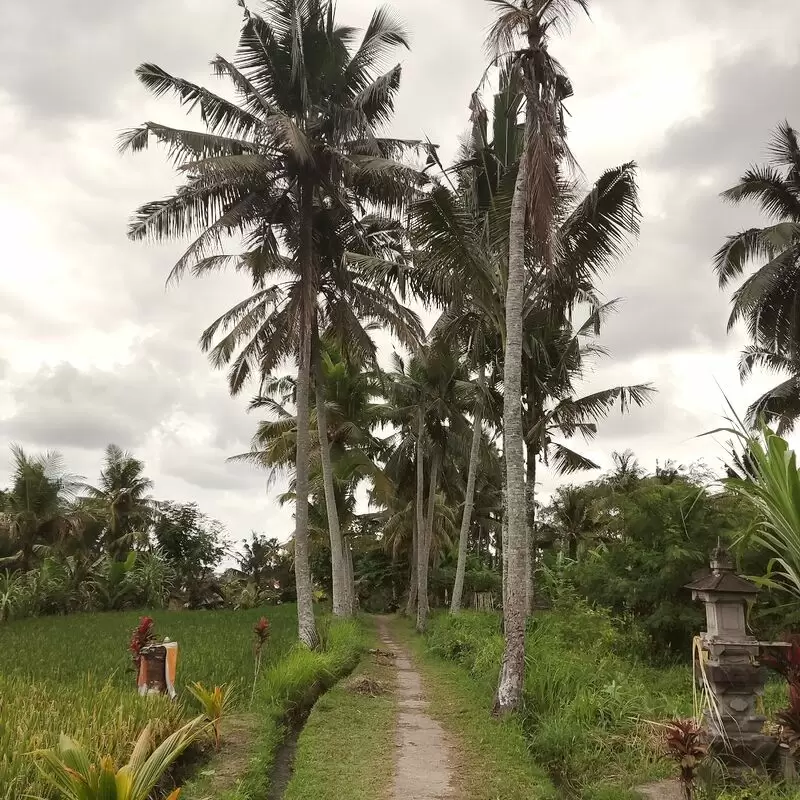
(186, 682, 235, 750)
(31, 714, 209, 800)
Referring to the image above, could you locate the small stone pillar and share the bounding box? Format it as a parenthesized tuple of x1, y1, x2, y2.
(685, 545, 777, 768)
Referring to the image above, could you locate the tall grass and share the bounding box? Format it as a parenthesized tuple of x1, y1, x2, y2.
(0, 606, 297, 798)
(426, 604, 692, 798)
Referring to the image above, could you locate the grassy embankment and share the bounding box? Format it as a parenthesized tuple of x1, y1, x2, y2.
(281, 619, 396, 800)
(185, 616, 366, 800)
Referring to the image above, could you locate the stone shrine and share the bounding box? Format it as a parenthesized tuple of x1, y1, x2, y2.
(685, 544, 778, 768)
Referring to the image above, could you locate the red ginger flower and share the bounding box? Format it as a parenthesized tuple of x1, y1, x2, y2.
(129, 616, 155, 667)
(254, 616, 270, 654)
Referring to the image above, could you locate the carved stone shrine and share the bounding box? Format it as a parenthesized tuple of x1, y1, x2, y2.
(685, 544, 779, 769)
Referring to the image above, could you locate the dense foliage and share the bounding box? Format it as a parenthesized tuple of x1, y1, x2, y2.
(0, 444, 257, 620)
(535, 459, 800, 661)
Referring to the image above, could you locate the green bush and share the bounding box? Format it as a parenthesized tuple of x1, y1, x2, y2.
(426, 612, 502, 677)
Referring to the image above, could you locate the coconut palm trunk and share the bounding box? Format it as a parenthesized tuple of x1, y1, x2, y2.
(501, 479, 508, 609)
(417, 452, 439, 632)
(294, 183, 319, 649)
(405, 517, 418, 617)
(525, 451, 537, 614)
(344, 539, 355, 612)
(494, 141, 528, 715)
(414, 408, 427, 630)
(312, 323, 349, 617)
(451, 360, 485, 613)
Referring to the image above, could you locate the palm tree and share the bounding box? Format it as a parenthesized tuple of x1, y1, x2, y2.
(237, 532, 282, 591)
(605, 449, 645, 490)
(383, 346, 473, 630)
(123, 0, 421, 644)
(545, 485, 600, 560)
(716, 122, 800, 351)
(81, 444, 153, 560)
(235, 341, 389, 610)
(486, 0, 590, 715)
(716, 122, 800, 431)
(0, 446, 82, 571)
(522, 299, 653, 608)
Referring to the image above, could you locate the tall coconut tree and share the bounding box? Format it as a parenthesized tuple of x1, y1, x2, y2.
(234, 340, 390, 610)
(486, 0, 589, 714)
(81, 444, 153, 560)
(715, 122, 800, 432)
(411, 72, 643, 614)
(122, 0, 421, 643)
(203, 212, 420, 617)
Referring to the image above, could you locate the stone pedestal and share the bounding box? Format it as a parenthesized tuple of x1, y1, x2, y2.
(699, 638, 777, 768)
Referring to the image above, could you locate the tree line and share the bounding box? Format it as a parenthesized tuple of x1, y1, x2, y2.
(0, 444, 233, 616)
(109, 0, 800, 715)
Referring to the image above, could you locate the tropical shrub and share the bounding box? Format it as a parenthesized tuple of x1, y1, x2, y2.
(187, 682, 235, 750)
(32, 714, 209, 800)
(542, 476, 758, 661)
(726, 424, 800, 599)
(660, 718, 708, 800)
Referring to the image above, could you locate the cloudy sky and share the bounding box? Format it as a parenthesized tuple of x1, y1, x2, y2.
(1, 0, 799, 550)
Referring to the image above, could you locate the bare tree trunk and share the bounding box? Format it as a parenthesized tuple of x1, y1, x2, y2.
(405, 516, 418, 617)
(294, 324, 318, 647)
(525, 360, 540, 616)
(452, 362, 485, 614)
(312, 323, 348, 617)
(294, 181, 319, 649)
(417, 452, 439, 632)
(413, 409, 427, 627)
(494, 143, 528, 715)
(500, 487, 508, 608)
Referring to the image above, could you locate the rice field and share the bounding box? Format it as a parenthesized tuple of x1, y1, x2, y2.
(0, 605, 298, 798)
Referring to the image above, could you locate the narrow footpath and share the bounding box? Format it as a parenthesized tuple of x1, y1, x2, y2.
(376, 618, 458, 800)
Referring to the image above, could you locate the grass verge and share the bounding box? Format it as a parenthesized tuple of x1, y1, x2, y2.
(418, 605, 799, 800)
(282, 619, 396, 800)
(182, 617, 366, 800)
(391, 616, 558, 800)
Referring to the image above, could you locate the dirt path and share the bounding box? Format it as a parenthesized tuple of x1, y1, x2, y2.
(376, 618, 457, 800)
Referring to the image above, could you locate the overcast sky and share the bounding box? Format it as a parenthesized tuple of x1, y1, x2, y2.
(1, 0, 799, 550)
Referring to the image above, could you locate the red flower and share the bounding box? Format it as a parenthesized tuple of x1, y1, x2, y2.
(254, 616, 270, 655)
(129, 616, 156, 667)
